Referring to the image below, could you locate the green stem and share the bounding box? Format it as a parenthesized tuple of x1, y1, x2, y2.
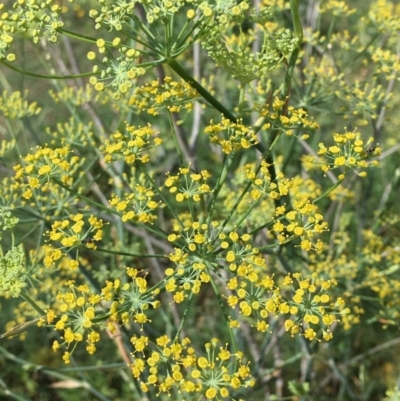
(138, 164, 184, 230)
(312, 179, 344, 204)
(167, 59, 236, 122)
(168, 112, 184, 166)
(94, 247, 166, 259)
(238, 83, 246, 116)
(173, 292, 193, 342)
(214, 163, 263, 238)
(175, 18, 205, 51)
(57, 27, 99, 44)
(51, 178, 114, 214)
(20, 291, 46, 315)
(206, 154, 232, 226)
(205, 262, 238, 359)
(0, 60, 98, 80)
(289, 0, 303, 43)
(52, 177, 169, 240)
(282, 0, 303, 98)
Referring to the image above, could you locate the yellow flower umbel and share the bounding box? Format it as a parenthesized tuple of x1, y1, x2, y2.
(204, 118, 259, 154)
(165, 167, 212, 203)
(130, 336, 253, 398)
(316, 131, 381, 179)
(130, 76, 198, 115)
(282, 272, 346, 341)
(102, 122, 162, 165)
(13, 145, 81, 197)
(51, 282, 103, 362)
(44, 214, 104, 267)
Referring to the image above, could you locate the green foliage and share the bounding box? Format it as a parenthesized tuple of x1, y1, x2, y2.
(0, 0, 399, 400)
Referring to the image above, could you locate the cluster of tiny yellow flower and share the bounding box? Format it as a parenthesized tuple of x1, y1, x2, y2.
(130, 336, 253, 399)
(108, 183, 160, 224)
(319, 0, 356, 17)
(316, 131, 381, 178)
(226, 268, 345, 341)
(301, 55, 346, 103)
(101, 122, 163, 164)
(0, 140, 16, 159)
(165, 167, 212, 203)
(0, 91, 41, 119)
(45, 118, 96, 148)
(371, 47, 400, 79)
(272, 201, 328, 252)
(281, 273, 346, 341)
(46, 267, 162, 362)
(48, 282, 103, 363)
(0, 0, 64, 61)
(204, 118, 259, 154)
(290, 176, 323, 203)
(166, 221, 218, 302)
(49, 84, 99, 108)
(241, 161, 327, 251)
(129, 77, 198, 115)
(243, 160, 293, 201)
(106, 268, 161, 332)
(338, 78, 387, 122)
(44, 214, 104, 268)
(13, 146, 82, 199)
(87, 38, 146, 98)
(365, 0, 400, 33)
(254, 97, 319, 137)
(166, 220, 267, 302)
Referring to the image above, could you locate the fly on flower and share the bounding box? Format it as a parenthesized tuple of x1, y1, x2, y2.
(366, 145, 377, 153)
(81, 237, 97, 249)
(364, 144, 381, 157)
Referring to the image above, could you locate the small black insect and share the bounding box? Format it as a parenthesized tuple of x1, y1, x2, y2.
(81, 237, 94, 245)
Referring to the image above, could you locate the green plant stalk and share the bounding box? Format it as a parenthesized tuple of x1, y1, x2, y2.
(233, 197, 261, 230)
(167, 59, 237, 122)
(174, 18, 206, 51)
(206, 154, 232, 227)
(205, 261, 238, 362)
(248, 217, 276, 236)
(238, 83, 246, 116)
(0, 60, 98, 80)
(57, 27, 100, 44)
(168, 112, 185, 166)
(282, 0, 303, 99)
(95, 247, 165, 259)
(122, 28, 161, 53)
(214, 162, 263, 239)
(20, 291, 46, 315)
(289, 0, 303, 43)
(52, 177, 170, 240)
(312, 178, 344, 204)
(138, 164, 184, 230)
(173, 291, 193, 343)
(51, 178, 116, 214)
(129, 14, 158, 43)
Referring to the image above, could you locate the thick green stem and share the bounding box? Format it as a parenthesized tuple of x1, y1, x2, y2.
(20, 291, 46, 315)
(290, 0, 303, 44)
(167, 59, 236, 122)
